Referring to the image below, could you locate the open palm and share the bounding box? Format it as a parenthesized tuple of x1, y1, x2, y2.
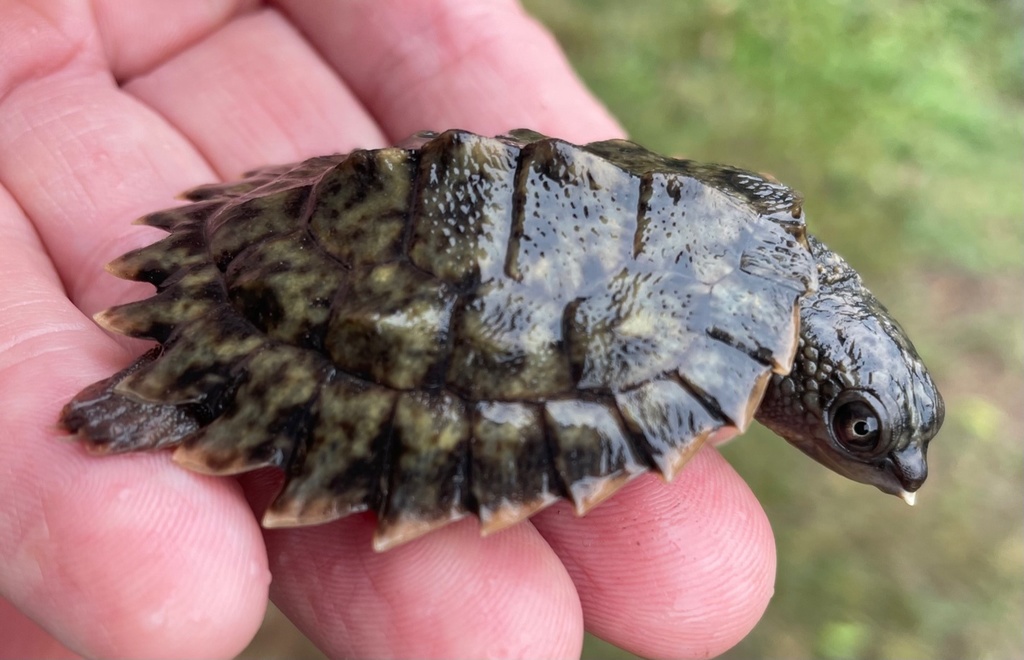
(0, 2, 775, 658)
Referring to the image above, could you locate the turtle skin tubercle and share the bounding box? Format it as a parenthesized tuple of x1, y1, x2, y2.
(59, 129, 942, 550)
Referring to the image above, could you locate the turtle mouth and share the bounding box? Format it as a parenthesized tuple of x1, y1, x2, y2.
(784, 432, 916, 499)
(842, 449, 928, 501)
(828, 452, 906, 495)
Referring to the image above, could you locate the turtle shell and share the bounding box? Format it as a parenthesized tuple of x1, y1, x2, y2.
(61, 129, 815, 550)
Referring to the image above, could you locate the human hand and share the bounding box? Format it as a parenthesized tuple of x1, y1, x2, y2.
(0, 2, 775, 658)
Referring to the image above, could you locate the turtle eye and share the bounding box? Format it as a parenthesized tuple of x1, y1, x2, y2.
(829, 392, 888, 456)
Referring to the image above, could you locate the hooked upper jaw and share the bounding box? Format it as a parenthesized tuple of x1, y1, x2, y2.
(888, 441, 929, 492)
(881, 373, 944, 502)
(869, 443, 930, 501)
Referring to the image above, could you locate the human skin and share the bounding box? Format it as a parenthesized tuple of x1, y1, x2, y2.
(0, 2, 776, 658)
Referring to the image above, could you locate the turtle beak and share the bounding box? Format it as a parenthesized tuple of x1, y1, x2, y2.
(888, 442, 928, 503)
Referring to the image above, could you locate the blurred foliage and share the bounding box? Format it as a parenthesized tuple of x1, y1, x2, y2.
(520, 0, 1024, 659)
(244, 1, 1022, 658)
(529, 0, 1023, 277)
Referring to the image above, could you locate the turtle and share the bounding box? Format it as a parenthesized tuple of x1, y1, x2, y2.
(60, 129, 945, 551)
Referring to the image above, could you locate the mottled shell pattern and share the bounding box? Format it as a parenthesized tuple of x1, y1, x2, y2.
(61, 129, 853, 550)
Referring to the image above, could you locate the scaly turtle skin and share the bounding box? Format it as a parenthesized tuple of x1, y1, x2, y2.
(60, 129, 944, 550)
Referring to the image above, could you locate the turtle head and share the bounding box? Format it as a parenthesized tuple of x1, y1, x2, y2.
(755, 236, 944, 502)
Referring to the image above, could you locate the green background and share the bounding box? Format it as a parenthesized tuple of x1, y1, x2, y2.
(245, 1, 1023, 658)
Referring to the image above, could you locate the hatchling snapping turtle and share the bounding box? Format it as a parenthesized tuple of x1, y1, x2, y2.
(60, 129, 944, 550)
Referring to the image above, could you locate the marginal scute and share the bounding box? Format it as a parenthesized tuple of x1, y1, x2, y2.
(114, 309, 265, 405)
(173, 345, 332, 474)
(375, 390, 471, 551)
(182, 178, 267, 202)
(544, 398, 647, 514)
(135, 200, 224, 231)
(60, 348, 202, 453)
(264, 375, 396, 526)
(471, 401, 561, 533)
(705, 269, 806, 372)
(96, 263, 226, 342)
(107, 223, 208, 285)
(615, 377, 721, 480)
(676, 335, 773, 430)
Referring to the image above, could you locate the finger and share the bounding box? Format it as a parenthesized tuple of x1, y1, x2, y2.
(275, 0, 623, 141)
(0, 597, 79, 660)
(534, 448, 776, 659)
(91, 0, 254, 80)
(0, 5, 274, 657)
(0, 182, 270, 658)
(0, 2, 215, 317)
(259, 507, 584, 658)
(124, 9, 385, 178)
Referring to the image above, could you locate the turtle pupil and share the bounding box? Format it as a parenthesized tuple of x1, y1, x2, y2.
(832, 400, 881, 452)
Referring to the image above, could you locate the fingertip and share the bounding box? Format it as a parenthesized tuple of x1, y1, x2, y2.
(5, 445, 270, 659)
(535, 446, 776, 659)
(264, 515, 584, 659)
(73, 459, 269, 658)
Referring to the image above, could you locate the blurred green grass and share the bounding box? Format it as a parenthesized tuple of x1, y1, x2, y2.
(244, 2, 1022, 658)
(521, 0, 1023, 658)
